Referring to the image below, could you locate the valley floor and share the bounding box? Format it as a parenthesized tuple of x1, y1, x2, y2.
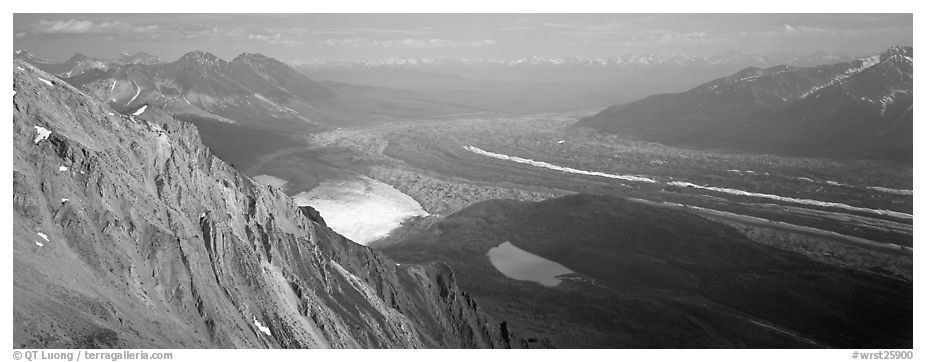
(236, 111, 912, 347)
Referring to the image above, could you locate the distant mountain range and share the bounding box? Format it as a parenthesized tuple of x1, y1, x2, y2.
(293, 51, 855, 70)
(293, 51, 859, 113)
(15, 50, 163, 77)
(579, 46, 913, 162)
(16, 49, 863, 120)
(14, 50, 492, 132)
(16, 47, 911, 162)
(15, 50, 505, 169)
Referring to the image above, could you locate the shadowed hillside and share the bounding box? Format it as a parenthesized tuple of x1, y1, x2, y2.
(383, 194, 912, 348)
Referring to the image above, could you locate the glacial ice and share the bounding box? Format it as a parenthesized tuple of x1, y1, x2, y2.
(293, 177, 428, 245)
(464, 145, 656, 183)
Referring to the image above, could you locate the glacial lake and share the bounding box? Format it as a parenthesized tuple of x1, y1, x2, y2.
(292, 176, 429, 245)
(487, 241, 574, 287)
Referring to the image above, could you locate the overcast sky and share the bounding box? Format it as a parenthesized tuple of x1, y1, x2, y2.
(13, 14, 913, 62)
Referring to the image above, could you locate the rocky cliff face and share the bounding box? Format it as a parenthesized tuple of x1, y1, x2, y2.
(12, 60, 514, 349)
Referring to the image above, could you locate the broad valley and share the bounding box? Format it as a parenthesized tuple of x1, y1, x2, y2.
(12, 13, 914, 351)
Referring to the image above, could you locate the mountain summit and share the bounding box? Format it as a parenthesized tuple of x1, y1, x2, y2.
(116, 51, 163, 65)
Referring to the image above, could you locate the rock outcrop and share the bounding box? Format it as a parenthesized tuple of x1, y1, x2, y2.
(12, 60, 514, 349)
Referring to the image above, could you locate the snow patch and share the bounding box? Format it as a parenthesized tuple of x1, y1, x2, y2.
(464, 145, 656, 183)
(253, 93, 283, 109)
(37, 78, 53, 87)
(800, 74, 851, 98)
(37, 232, 49, 241)
(880, 95, 895, 115)
(853, 54, 882, 72)
(61, 198, 69, 203)
(800, 55, 883, 99)
(59, 166, 68, 172)
(557, 140, 565, 144)
(33, 126, 52, 144)
(132, 105, 148, 116)
(35, 240, 44, 247)
(252, 316, 272, 336)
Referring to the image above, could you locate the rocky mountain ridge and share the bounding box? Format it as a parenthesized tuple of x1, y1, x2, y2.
(18, 50, 343, 131)
(13, 60, 520, 348)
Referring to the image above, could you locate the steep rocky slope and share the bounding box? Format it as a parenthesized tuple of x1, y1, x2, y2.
(580, 46, 912, 162)
(12, 60, 517, 349)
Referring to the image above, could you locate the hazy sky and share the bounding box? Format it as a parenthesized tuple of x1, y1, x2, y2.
(13, 14, 913, 62)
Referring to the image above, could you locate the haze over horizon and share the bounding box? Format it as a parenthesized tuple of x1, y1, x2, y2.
(14, 13, 913, 63)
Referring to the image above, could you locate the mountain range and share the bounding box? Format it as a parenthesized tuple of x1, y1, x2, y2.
(293, 50, 855, 71)
(579, 46, 913, 162)
(294, 51, 859, 114)
(17, 50, 343, 131)
(17, 49, 867, 126)
(15, 50, 491, 134)
(15, 50, 163, 77)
